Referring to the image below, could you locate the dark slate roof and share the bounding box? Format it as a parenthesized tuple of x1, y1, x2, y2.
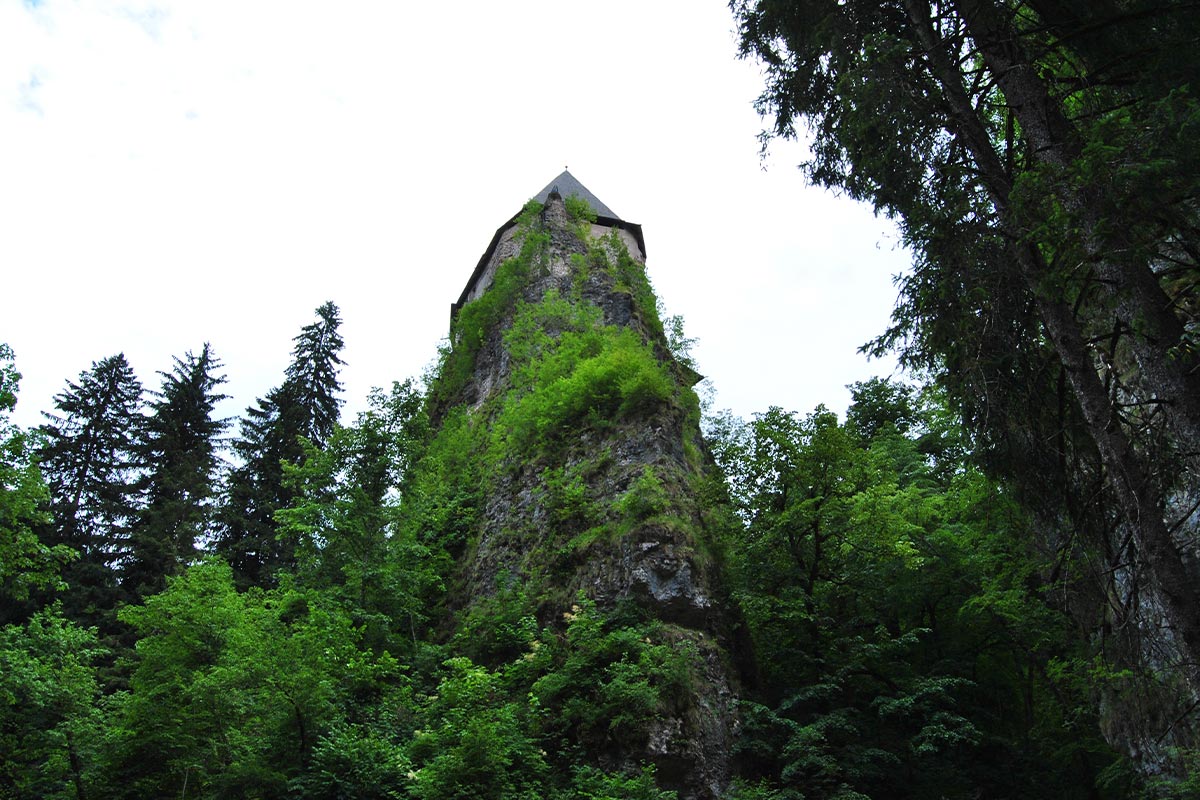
(534, 170, 618, 219)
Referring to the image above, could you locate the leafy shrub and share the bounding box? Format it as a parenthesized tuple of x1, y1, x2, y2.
(453, 583, 539, 666)
(504, 289, 602, 372)
(540, 463, 596, 531)
(567, 764, 677, 799)
(617, 466, 670, 522)
(408, 657, 548, 800)
(290, 723, 411, 799)
(602, 232, 663, 338)
(495, 328, 674, 459)
(564, 195, 597, 224)
(531, 599, 693, 750)
(400, 407, 483, 556)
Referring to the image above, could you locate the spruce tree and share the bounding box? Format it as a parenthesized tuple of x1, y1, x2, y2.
(286, 300, 345, 449)
(126, 344, 228, 600)
(38, 353, 143, 623)
(216, 302, 345, 587)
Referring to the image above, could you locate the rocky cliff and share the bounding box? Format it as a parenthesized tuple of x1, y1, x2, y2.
(413, 192, 741, 798)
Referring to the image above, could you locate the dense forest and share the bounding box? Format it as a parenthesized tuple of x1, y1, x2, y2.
(4, 0, 1200, 797)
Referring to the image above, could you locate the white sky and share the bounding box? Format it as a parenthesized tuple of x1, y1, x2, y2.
(1, 0, 910, 433)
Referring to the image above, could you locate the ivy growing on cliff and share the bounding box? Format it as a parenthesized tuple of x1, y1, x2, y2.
(436, 201, 548, 406)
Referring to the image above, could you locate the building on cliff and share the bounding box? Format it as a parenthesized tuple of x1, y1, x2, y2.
(451, 170, 646, 324)
(424, 170, 742, 798)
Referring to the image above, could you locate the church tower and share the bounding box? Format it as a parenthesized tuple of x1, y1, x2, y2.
(418, 171, 739, 798)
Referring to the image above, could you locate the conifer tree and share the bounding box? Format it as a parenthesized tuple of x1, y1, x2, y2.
(277, 379, 435, 646)
(125, 344, 228, 600)
(286, 300, 345, 449)
(732, 0, 1200, 699)
(216, 302, 345, 587)
(38, 353, 143, 622)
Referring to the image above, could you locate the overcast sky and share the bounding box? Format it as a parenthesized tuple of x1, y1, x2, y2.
(2, 0, 911, 433)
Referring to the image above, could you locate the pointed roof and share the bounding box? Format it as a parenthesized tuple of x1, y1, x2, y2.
(533, 169, 618, 219)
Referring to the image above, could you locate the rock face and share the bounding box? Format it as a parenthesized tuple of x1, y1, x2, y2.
(1092, 571, 1200, 780)
(427, 183, 740, 798)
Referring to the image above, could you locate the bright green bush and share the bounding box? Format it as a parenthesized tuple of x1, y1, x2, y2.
(564, 195, 598, 224)
(531, 599, 694, 750)
(400, 407, 484, 557)
(504, 289, 603, 374)
(617, 466, 670, 523)
(495, 327, 674, 460)
(408, 657, 548, 800)
(289, 723, 411, 799)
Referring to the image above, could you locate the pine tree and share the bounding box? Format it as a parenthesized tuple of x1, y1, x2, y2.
(125, 344, 228, 600)
(216, 302, 345, 587)
(38, 353, 143, 623)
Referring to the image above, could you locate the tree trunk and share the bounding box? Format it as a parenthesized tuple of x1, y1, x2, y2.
(1013, 242, 1200, 690)
(65, 728, 87, 800)
(905, 0, 1200, 688)
(956, 0, 1200, 464)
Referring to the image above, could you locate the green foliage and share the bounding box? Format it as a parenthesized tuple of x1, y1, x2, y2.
(735, 2, 1200, 783)
(437, 202, 547, 405)
(600, 232, 663, 338)
(563, 195, 597, 225)
(0, 607, 104, 799)
(217, 301, 347, 588)
(127, 344, 228, 600)
(710, 384, 1126, 798)
(108, 560, 403, 798)
(726, 778, 805, 800)
(388, 194, 702, 798)
(1, 227, 703, 800)
(285, 301, 346, 448)
(277, 379, 442, 650)
(407, 656, 548, 800)
(567, 764, 677, 799)
(536, 456, 616, 569)
(288, 723, 411, 800)
(530, 598, 694, 751)
(845, 377, 917, 443)
(663, 311, 697, 371)
(540, 462, 597, 530)
(452, 582, 539, 666)
(1144, 748, 1200, 800)
(37, 352, 144, 626)
(503, 288, 604, 368)
(617, 466, 669, 523)
(400, 597, 690, 799)
(399, 405, 484, 559)
(444, 255, 527, 394)
(495, 324, 674, 460)
(0, 344, 70, 613)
